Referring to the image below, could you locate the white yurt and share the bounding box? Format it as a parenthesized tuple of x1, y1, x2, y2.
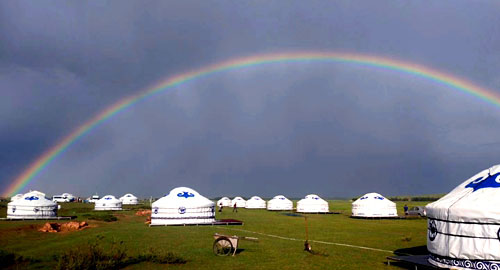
(120, 193, 139, 205)
(62, 193, 76, 202)
(217, 197, 232, 207)
(267, 195, 293, 211)
(7, 191, 58, 219)
(245, 196, 266, 209)
(231, 197, 246, 208)
(351, 192, 397, 218)
(10, 194, 23, 201)
(94, 195, 122, 211)
(426, 164, 500, 269)
(151, 187, 215, 226)
(297, 194, 329, 213)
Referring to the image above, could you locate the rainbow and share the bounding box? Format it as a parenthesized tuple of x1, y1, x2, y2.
(3, 51, 500, 197)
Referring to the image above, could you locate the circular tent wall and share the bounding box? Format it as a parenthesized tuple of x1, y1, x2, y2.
(7, 191, 57, 219)
(426, 164, 500, 270)
(231, 197, 247, 208)
(151, 187, 215, 226)
(120, 193, 139, 205)
(217, 197, 232, 207)
(245, 196, 266, 209)
(95, 195, 122, 211)
(351, 192, 397, 218)
(297, 194, 329, 213)
(267, 195, 293, 211)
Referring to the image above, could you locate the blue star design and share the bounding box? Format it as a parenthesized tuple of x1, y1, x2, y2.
(465, 172, 500, 192)
(177, 192, 195, 198)
(24, 196, 39, 201)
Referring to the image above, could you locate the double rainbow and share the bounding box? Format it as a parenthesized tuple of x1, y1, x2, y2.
(3, 52, 499, 197)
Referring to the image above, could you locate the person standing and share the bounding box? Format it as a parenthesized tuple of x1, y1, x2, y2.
(219, 202, 223, 212)
(233, 202, 238, 213)
(404, 204, 409, 215)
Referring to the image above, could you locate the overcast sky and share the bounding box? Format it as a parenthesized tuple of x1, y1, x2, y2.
(1, 1, 500, 199)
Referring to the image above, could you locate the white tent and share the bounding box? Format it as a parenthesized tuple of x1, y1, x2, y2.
(120, 193, 139, 205)
(62, 193, 76, 202)
(10, 194, 23, 202)
(7, 191, 57, 219)
(297, 194, 329, 213)
(231, 197, 246, 208)
(88, 194, 100, 203)
(94, 195, 122, 211)
(351, 192, 397, 218)
(217, 197, 232, 207)
(426, 164, 500, 269)
(151, 187, 215, 226)
(245, 196, 266, 209)
(267, 195, 293, 211)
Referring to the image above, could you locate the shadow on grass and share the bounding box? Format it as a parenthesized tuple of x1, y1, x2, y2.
(394, 245, 428, 256)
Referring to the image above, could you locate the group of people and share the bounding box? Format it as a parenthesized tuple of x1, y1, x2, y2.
(218, 202, 238, 213)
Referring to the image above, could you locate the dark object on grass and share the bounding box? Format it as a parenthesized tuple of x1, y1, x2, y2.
(304, 240, 312, 252)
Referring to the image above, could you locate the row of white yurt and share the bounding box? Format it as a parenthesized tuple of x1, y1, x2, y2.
(151, 187, 215, 226)
(351, 193, 397, 218)
(7, 190, 58, 219)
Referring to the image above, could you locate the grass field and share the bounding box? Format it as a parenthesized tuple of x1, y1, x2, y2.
(0, 200, 431, 269)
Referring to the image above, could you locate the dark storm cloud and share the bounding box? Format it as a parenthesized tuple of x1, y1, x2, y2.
(1, 0, 499, 198)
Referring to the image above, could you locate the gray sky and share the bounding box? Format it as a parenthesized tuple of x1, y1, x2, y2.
(1, 0, 500, 198)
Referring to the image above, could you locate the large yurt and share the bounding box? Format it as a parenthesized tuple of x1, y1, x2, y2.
(94, 195, 122, 211)
(245, 196, 266, 209)
(120, 193, 139, 205)
(267, 195, 293, 211)
(351, 192, 397, 218)
(10, 194, 23, 201)
(151, 187, 215, 226)
(297, 194, 329, 213)
(231, 197, 246, 208)
(7, 191, 58, 219)
(217, 197, 232, 207)
(426, 164, 500, 269)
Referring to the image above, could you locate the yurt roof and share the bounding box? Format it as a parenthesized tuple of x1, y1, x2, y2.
(10, 191, 56, 207)
(232, 197, 245, 201)
(121, 193, 137, 198)
(248, 196, 263, 201)
(218, 197, 231, 201)
(352, 192, 395, 206)
(298, 194, 327, 205)
(272, 195, 288, 200)
(10, 194, 23, 201)
(152, 187, 214, 208)
(427, 164, 500, 222)
(97, 195, 121, 203)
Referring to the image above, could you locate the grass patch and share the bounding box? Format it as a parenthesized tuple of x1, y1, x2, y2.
(81, 213, 118, 222)
(55, 236, 185, 270)
(0, 249, 37, 268)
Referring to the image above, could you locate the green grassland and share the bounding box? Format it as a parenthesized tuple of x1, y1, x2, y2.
(0, 201, 431, 269)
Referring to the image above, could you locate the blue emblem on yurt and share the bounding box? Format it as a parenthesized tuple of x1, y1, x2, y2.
(153, 207, 158, 214)
(360, 196, 368, 200)
(25, 196, 39, 201)
(374, 196, 384, 200)
(105, 197, 112, 200)
(178, 206, 186, 214)
(428, 220, 438, 241)
(33, 207, 39, 213)
(177, 192, 194, 198)
(12, 206, 16, 213)
(465, 173, 500, 192)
